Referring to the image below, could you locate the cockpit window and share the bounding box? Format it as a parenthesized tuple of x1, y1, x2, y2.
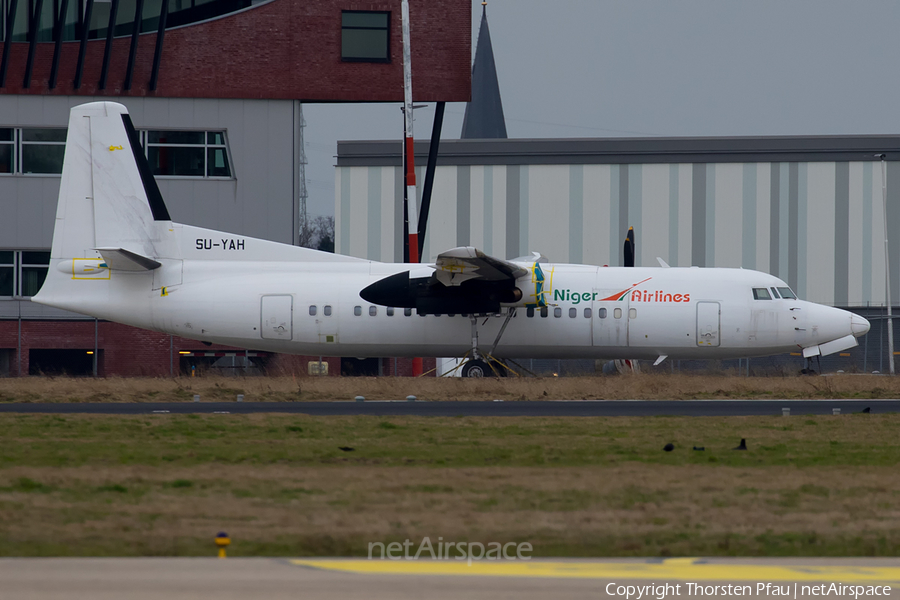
(777, 287, 797, 299)
(752, 288, 772, 300)
(770, 287, 781, 299)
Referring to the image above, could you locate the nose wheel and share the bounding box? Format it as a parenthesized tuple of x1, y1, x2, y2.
(800, 355, 821, 375)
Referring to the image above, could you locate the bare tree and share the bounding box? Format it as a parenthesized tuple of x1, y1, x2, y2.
(312, 215, 334, 253)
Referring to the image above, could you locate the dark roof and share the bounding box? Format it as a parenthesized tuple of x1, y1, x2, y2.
(337, 135, 900, 167)
(460, 6, 507, 139)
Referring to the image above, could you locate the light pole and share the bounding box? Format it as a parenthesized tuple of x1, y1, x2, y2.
(877, 153, 895, 375)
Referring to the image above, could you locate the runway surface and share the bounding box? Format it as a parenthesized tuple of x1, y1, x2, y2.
(1, 557, 898, 600)
(0, 399, 896, 416)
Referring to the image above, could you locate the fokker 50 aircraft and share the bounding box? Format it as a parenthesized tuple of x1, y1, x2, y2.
(33, 102, 870, 377)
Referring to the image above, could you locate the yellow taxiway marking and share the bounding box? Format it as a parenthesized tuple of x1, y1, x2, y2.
(290, 558, 900, 583)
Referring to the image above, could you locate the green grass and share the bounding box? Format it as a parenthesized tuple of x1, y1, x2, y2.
(1, 413, 898, 468)
(1, 413, 900, 557)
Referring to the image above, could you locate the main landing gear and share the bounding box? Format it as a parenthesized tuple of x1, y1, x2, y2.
(459, 310, 516, 378)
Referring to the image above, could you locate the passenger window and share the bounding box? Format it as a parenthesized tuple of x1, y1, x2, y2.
(752, 288, 772, 300)
(554, 307, 562, 318)
(569, 307, 577, 318)
(584, 307, 591, 318)
(614, 308, 622, 319)
(354, 306, 362, 316)
(404, 308, 413, 316)
(527, 307, 535, 318)
(777, 287, 797, 299)
(629, 308, 637, 319)
(369, 306, 377, 316)
(598, 307, 607, 319)
(324, 305, 332, 316)
(771, 287, 781, 299)
(309, 305, 317, 316)
(540, 307, 548, 318)
(386, 307, 394, 316)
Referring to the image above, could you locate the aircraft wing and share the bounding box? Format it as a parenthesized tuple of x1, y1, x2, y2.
(433, 246, 528, 286)
(361, 247, 527, 315)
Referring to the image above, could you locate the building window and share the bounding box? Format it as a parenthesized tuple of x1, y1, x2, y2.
(341, 11, 390, 63)
(0, 129, 13, 174)
(145, 130, 232, 178)
(0, 126, 232, 178)
(20, 129, 66, 174)
(0, 250, 50, 297)
(0, 251, 13, 296)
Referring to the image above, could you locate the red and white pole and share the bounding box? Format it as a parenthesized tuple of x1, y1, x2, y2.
(401, 0, 418, 264)
(402, 0, 422, 376)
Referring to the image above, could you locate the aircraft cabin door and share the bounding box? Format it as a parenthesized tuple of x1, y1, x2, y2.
(260, 295, 293, 340)
(592, 288, 629, 349)
(696, 301, 720, 347)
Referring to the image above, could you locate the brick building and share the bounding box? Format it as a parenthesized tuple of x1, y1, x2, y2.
(0, 0, 470, 376)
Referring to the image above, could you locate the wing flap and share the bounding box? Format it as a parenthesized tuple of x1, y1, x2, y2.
(434, 246, 528, 286)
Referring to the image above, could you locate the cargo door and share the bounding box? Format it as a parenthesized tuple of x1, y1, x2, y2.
(260, 295, 293, 340)
(696, 301, 720, 347)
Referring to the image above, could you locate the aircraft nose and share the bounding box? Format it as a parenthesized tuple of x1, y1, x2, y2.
(850, 314, 870, 337)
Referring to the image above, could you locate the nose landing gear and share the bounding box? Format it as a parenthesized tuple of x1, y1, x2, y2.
(800, 355, 821, 375)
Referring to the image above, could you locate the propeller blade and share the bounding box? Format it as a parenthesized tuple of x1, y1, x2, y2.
(623, 226, 635, 267)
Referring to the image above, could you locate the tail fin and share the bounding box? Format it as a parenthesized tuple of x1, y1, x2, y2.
(49, 101, 172, 264)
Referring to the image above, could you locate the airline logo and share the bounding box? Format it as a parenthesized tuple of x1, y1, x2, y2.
(555, 277, 691, 304)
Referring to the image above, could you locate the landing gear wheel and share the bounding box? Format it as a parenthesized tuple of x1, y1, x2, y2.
(461, 359, 490, 378)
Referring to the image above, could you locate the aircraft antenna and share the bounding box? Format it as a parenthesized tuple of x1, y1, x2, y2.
(297, 102, 311, 247)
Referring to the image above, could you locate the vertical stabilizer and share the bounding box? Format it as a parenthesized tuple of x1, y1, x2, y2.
(49, 101, 171, 264)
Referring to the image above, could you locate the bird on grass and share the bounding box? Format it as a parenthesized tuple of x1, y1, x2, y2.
(733, 439, 747, 451)
(861, 407, 871, 414)
(338, 446, 355, 452)
(663, 443, 674, 452)
(692, 446, 705, 451)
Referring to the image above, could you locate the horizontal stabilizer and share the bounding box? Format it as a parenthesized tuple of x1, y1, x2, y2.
(96, 247, 162, 271)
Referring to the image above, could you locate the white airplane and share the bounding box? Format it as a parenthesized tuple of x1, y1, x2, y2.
(33, 102, 870, 377)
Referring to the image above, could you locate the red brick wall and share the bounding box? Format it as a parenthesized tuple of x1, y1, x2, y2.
(0, 320, 435, 377)
(0, 0, 471, 102)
